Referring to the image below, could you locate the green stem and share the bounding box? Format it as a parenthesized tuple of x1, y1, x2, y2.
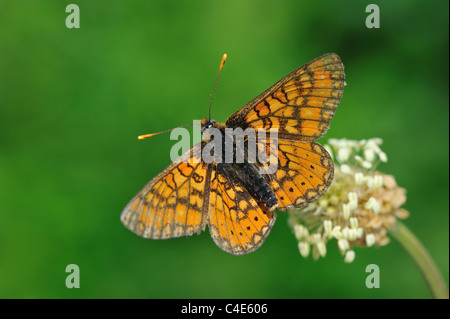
(389, 221, 448, 299)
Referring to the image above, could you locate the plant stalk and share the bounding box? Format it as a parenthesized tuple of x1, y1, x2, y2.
(389, 221, 448, 299)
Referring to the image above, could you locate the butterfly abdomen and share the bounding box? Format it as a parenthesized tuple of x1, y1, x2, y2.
(238, 163, 278, 210)
(218, 162, 278, 210)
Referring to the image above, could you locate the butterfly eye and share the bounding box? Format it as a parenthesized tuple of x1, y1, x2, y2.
(201, 123, 211, 135)
(201, 120, 217, 134)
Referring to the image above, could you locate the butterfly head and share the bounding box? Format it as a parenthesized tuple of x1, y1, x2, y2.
(201, 117, 227, 141)
(201, 117, 217, 134)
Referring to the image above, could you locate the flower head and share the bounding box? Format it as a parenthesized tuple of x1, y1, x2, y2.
(289, 138, 409, 262)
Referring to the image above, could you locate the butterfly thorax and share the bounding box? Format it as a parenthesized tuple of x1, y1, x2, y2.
(201, 118, 279, 211)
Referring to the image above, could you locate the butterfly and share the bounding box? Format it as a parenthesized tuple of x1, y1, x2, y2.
(121, 53, 345, 255)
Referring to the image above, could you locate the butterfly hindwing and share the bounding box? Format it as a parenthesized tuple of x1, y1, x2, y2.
(208, 163, 276, 255)
(257, 138, 334, 212)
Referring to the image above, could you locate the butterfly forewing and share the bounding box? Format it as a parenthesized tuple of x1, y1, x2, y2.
(226, 53, 345, 141)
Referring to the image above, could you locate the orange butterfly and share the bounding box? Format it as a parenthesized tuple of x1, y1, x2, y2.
(121, 53, 345, 255)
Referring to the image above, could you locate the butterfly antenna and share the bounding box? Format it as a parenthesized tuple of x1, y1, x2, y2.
(209, 53, 227, 121)
(137, 123, 198, 140)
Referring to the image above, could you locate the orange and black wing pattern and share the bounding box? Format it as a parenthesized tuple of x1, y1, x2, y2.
(121, 142, 212, 239)
(226, 53, 345, 141)
(257, 138, 334, 212)
(208, 164, 276, 255)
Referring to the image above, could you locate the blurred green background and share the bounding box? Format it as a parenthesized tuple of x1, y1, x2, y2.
(0, 0, 448, 299)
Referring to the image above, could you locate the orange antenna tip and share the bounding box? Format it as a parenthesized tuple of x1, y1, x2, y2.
(137, 123, 197, 140)
(137, 133, 159, 140)
(209, 53, 228, 120)
(219, 53, 227, 72)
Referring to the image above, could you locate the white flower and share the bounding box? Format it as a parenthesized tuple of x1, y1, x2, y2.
(298, 242, 310, 258)
(349, 217, 359, 229)
(355, 172, 364, 186)
(340, 164, 352, 174)
(348, 192, 358, 211)
(323, 220, 333, 236)
(344, 250, 356, 263)
(337, 148, 350, 162)
(364, 197, 381, 214)
(379, 151, 388, 162)
(373, 175, 383, 189)
(366, 234, 376, 247)
(317, 241, 327, 257)
(364, 148, 376, 162)
(342, 203, 351, 220)
(290, 138, 409, 263)
(294, 224, 309, 241)
(338, 239, 350, 253)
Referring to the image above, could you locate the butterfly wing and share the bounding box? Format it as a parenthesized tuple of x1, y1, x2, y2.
(121, 142, 212, 239)
(208, 163, 277, 255)
(226, 53, 345, 141)
(257, 137, 334, 212)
